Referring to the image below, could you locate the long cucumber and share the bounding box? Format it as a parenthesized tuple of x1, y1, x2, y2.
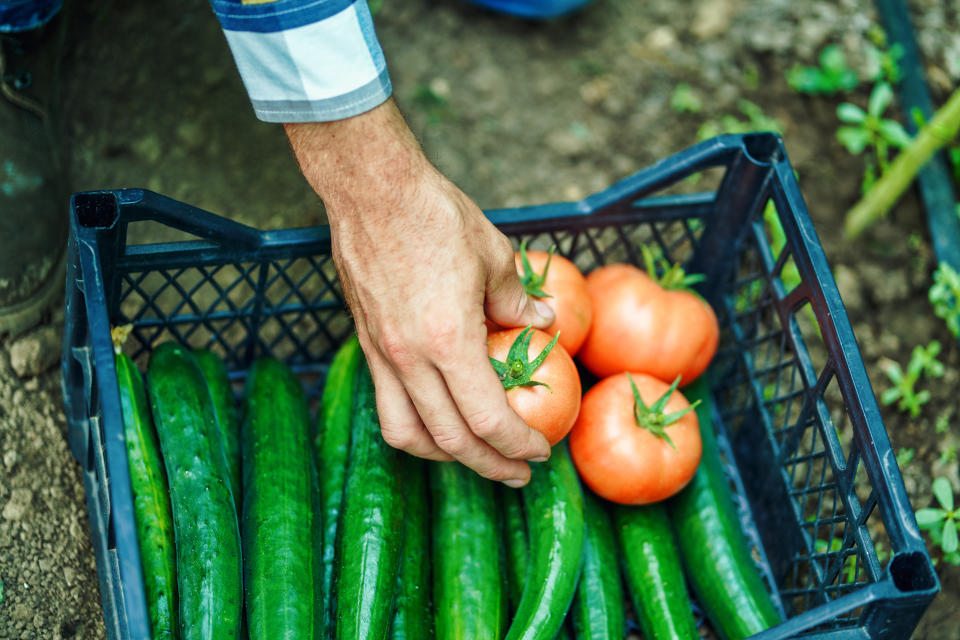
(570, 490, 623, 640)
(500, 484, 529, 613)
(615, 502, 697, 640)
(334, 357, 404, 640)
(431, 461, 506, 639)
(316, 335, 361, 636)
(192, 349, 241, 514)
(241, 358, 320, 638)
(390, 456, 433, 639)
(667, 378, 783, 639)
(147, 343, 241, 640)
(116, 352, 178, 640)
(505, 442, 585, 640)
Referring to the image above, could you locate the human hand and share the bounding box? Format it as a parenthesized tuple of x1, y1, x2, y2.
(284, 99, 555, 486)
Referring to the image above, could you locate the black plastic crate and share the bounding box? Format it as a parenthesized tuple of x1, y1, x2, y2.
(61, 133, 938, 639)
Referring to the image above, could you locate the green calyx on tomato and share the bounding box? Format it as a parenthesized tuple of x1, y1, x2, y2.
(489, 325, 561, 391)
(518, 241, 555, 298)
(641, 245, 706, 291)
(628, 373, 700, 450)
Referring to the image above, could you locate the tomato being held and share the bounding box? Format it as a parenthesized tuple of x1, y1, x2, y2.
(578, 254, 718, 384)
(513, 244, 593, 357)
(488, 326, 581, 446)
(569, 372, 702, 505)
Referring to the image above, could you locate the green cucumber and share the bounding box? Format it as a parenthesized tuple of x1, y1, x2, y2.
(570, 490, 623, 640)
(390, 456, 433, 640)
(615, 502, 697, 640)
(147, 343, 241, 640)
(505, 442, 585, 640)
(335, 358, 404, 640)
(499, 485, 529, 612)
(317, 335, 361, 636)
(116, 352, 178, 640)
(430, 461, 506, 640)
(241, 358, 319, 638)
(667, 378, 783, 640)
(192, 349, 241, 514)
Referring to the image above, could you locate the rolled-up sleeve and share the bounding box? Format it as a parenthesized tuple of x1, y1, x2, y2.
(210, 0, 392, 123)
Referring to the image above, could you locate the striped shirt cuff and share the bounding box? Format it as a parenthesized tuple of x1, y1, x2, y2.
(211, 0, 392, 123)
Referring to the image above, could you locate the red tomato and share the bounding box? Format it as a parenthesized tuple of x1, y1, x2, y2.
(578, 263, 718, 384)
(513, 249, 593, 357)
(488, 327, 581, 445)
(569, 372, 702, 504)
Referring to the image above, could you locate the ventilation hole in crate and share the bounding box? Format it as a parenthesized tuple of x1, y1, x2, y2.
(638, 165, 725, 198)
(126, 219, 210, 246)
(791, 301, 827, 383)
(821, 374, 853, 470)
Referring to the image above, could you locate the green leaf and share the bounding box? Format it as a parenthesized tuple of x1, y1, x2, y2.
(837, 127, 871, 155)
(878, 119, 912, 149)
(868, 82, 893, 117)
(880, 388, 902, 406)
(943, 519, 958, 554)
(881, 360, 904, 384)
(820, 45, 846, 73)
(933, 477, 955, 512)
(915, 508, 947, 526)
(837, 103, 867, 124)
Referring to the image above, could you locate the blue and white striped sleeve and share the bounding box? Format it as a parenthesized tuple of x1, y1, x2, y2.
(210, 0, 392, 123)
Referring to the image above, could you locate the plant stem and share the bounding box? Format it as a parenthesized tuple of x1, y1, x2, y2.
(845, 87, 960, 238)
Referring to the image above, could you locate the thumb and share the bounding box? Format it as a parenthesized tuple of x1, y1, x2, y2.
(485, 270, 555, 331)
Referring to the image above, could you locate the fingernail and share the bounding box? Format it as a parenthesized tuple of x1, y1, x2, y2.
(530, 456, 549, 463)
(504, 478, 527, 488)
(533, 299, 555, 322)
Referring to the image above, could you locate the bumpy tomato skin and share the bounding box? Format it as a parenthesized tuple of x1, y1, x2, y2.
(568, 372, 702, 505)
(578, 263, 718, 385)
(514, 250, 593, 357)
(487, 327, 582, 445)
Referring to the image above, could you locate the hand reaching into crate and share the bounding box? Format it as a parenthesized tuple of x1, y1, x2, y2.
(285, 99, 555, 487)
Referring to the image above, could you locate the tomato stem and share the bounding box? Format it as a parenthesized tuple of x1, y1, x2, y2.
(641, 245, 706, 291)
(490, 326, 560, 391)
(518, 241, 555, 299)
(628, 373, 700, 450)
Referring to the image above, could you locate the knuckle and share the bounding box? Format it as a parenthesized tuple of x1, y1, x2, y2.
(421, 318, 462, 363)
(466, 408, 505, 441)
(380, 423, 416, 451)
(377, 330, 416, 373)
(430, 428, 470, 458)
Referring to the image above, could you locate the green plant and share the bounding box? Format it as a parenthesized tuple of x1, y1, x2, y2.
(865, 25, 904, 85)
(411, 84, 451, 124)
(844, 87, 960, 237)
(880, 341, 944, 417)
(670, 83, 702, 114)
(814, 538, 859, 583)
(938, 444, 957, 467)
(936, 412, 951, 434)
(697, 100, 785, 141)
(787, 45, 859, 95)
(837, 82, 913, 194)
(930, 261, 960, 339)
(916, 477, 960, 559)
(896, 448, 915, 467)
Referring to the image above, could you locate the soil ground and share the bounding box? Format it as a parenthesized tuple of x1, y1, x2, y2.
(1, 0, 958, 637)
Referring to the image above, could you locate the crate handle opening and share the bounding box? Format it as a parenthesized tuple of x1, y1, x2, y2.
(742, 133, 782, 166)
(73, 192, 120, 230)
(889, 551, 937, 593)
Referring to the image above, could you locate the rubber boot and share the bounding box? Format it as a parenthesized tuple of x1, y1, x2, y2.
(0, 17, 68, 335)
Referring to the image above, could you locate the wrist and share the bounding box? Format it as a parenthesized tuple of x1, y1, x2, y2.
(283, 99, 432, 216)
